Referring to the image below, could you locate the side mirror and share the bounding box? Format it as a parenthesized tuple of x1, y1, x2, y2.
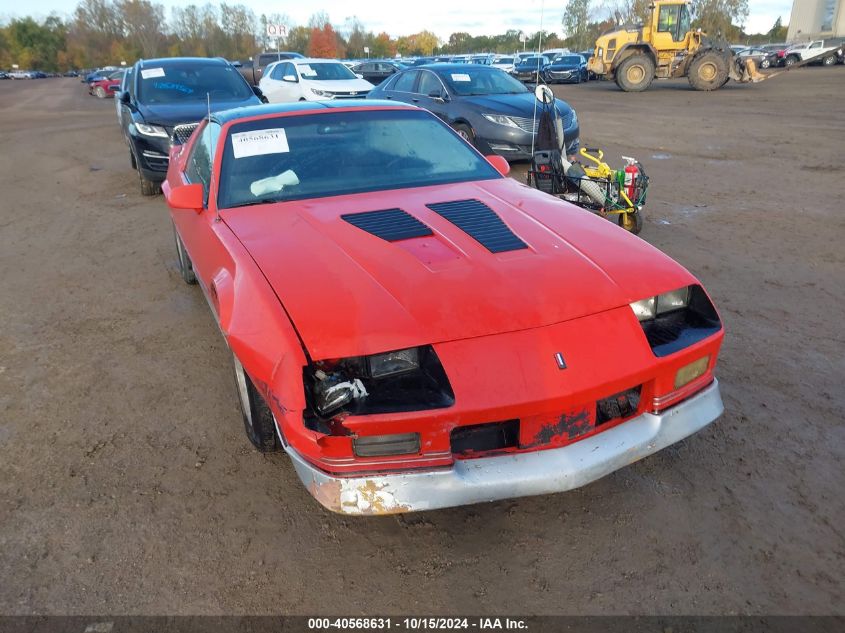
(355, 73, 364, 79)
(166, 183, 204, 211)
(486, 155, 510, 176)
(429, 89, 449, 102)
(120, 91, 130, 104)
(282, 74, 297, 82)
(232, 61, 243, 68)
(251, 85, 268, 103)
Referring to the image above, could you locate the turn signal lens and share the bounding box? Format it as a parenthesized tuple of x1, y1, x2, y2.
(674, 356, 710, 389)
(353, 433, 421, 457)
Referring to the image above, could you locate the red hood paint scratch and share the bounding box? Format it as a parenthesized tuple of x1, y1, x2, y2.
(222, 178, 694, 360)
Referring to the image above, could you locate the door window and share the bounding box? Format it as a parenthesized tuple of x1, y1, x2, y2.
(657, 4, 685, 42)
(418, 71, 444, 96)
(392, 70, 420, 92)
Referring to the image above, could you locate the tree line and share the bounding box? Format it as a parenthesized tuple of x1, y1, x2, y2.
(1, 0, 789, 72)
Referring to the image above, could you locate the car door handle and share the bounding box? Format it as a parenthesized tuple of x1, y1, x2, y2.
(412, 98, 420, 102)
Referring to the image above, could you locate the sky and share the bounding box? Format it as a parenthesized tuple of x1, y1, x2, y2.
(2, 0, 795, 39)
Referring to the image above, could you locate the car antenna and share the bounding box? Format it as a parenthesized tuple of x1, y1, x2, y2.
(207, 92, 221, 223)
(530, 0, 546, 158)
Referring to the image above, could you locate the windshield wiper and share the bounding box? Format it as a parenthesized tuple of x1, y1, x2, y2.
(229, 196, 287, 209)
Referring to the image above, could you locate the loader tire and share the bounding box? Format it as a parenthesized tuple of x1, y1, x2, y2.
(688, 51, 729, 91)
(614, 54, 655, 92)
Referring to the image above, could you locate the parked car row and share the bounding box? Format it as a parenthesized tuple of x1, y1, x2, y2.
(751, 39, 845, 68)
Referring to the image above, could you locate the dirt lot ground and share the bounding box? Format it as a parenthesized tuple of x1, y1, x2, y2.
(0, 70, 843, 616)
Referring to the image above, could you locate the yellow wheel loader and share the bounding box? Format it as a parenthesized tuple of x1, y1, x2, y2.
(587, 0, 765, 92)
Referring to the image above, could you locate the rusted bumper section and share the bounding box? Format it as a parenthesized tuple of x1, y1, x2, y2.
(285, 379, 724, 515)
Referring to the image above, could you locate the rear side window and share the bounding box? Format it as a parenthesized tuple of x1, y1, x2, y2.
(392, 70, 419, 92)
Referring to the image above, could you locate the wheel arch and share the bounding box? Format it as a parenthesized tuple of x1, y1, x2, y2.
(610, 43, 658, 75)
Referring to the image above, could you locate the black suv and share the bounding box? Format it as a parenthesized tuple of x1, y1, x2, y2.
(117, 57, 263, 195)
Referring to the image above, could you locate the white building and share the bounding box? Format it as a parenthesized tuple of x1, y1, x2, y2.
(788, 0, 844, 41)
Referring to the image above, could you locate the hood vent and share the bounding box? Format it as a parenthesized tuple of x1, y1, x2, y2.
(342, 208, 433, 242)
(427, 199, 528, 253)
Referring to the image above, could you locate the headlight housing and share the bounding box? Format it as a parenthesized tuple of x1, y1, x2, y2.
(482, 114, 521, 128)
(135, 122, 169, 138)
(630, 285, 721, 357)
(310, 88, 331, 97)
(303, 345, 454, 429)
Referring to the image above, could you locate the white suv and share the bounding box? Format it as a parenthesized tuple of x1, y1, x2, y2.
(784, 39, 843, 67)
(259, 58, 374, 103)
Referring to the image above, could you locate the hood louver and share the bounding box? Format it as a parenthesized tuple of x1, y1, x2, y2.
(341, 208, 433, 242)
(427, 199, 528, 253)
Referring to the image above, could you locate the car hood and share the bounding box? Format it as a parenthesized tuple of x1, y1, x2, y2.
(462, 92, 572, 118)
(549, 63, 580, 70)
(302, 78, 374, 92)
(223, 179, 694, 360)
(138, 97, 259, 126)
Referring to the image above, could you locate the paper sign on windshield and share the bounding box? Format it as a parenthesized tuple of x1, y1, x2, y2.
(451, 73, 471, 82)
(140, 67, 165, 79)
(299, 64, 316, 76)
(232, 128, 290, 159)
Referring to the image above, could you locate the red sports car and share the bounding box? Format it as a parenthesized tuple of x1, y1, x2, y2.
(163, 101, 725, 515)
(88, 70, 124, 98)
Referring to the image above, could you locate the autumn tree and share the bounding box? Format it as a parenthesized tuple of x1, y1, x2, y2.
(562, 0, 592, 50)
(690, 0, 749, 39)
(307, 23, 338, 58)
(116, 0, 165, 58)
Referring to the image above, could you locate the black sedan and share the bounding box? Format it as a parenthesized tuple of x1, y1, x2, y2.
(544, 54, 588, 84)
(368, 64, 579, 161)
(351, 61, 408, 85)
(510, 55, 551, 83)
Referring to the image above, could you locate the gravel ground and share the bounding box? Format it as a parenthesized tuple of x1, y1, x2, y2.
(0, 70, 842, 615)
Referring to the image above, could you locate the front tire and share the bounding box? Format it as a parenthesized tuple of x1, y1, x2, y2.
(822, 54, 837, 66)
(614, 54, 655, 92)
(784, 55, 799, 68)
(688, 51, 729, 91)
(94, 86, 107, 99)
(173, 225, 197, 285)
(232, 355, 281, 452)
(760, 58, 771, 69)
(135, 154, 160, 196)
(452, 123, 476, 147)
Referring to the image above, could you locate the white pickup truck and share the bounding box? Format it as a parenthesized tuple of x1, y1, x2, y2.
(783, 39, 844, 67)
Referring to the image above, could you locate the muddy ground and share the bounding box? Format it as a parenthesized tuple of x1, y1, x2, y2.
(0, 70, 842, 616)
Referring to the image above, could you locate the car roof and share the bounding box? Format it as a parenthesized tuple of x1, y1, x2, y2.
(418, 63, 499, 71)
(210, 99, 415, 125)
(288, 58, 345, 64)
(138, 57, 230, 68)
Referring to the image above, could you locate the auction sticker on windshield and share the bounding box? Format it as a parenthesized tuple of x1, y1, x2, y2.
(451, 73, 471, 82)
(232, 128, 290, 159)
(140, 67, 165, 79)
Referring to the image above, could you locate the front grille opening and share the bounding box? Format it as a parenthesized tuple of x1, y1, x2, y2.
(596, 386, 642, 426)
(450, 420, 519, 455)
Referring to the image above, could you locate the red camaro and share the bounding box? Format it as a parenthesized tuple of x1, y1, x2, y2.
(88, 70, 124, 98)
(163, 101, 725, 515)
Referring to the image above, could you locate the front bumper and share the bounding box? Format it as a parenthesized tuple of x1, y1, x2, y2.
(286, 379, 723, 515)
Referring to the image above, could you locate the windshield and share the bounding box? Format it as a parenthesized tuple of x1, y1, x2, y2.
(440, 67, 528, 96)
(554, 56, 583, 64)
(296, 62, 357, 80)
(495, 57, 514, 64)
(137, 63, 253, 104)
(520, 57, 547, 65)
(217, 109, 500, 208)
